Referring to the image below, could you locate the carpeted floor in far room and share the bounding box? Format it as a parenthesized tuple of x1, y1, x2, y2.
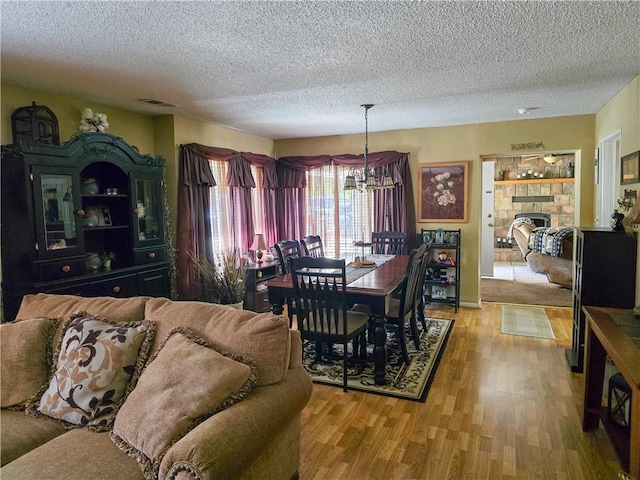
(481, 261, 572, 307)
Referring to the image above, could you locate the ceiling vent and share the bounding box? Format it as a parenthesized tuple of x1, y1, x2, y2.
(138, 99, 176, 108)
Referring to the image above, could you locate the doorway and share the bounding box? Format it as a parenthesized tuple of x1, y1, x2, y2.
(596, 130, 621, 227)
(480, 152, 576, 306)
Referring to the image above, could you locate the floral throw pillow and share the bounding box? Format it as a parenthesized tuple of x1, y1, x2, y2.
(28, 312, 155, 431)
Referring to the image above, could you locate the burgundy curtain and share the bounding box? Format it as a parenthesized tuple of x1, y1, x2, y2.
(177, 145, 217, 299)
(178, 144, 277, 299)
(276, 151, 414, 249)
(274, 162, 307, 241)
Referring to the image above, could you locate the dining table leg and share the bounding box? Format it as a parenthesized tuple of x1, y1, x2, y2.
(268, 287, 285, 315)
(373, 314, 387, 385)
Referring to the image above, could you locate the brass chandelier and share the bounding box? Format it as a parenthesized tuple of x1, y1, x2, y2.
(344, 104, 394, 191)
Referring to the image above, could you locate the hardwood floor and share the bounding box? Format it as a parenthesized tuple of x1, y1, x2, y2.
(299, 303, 622, 479)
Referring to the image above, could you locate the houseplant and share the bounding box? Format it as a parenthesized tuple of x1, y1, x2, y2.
(101, 251, 116, 271)
(189, 249, 246, 307)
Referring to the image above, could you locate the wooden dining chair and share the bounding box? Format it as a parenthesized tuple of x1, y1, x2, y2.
(274, 239, 302, 274)
(274, 240, 303, 325)
(289, 256, 370, 392)
(352, 243, 426, 365)
(415, 239, 434, 331)
(371, 231, 407, 255)
(301, 235, 324, 258)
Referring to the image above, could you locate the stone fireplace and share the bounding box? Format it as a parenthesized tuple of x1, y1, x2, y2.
(491, 155, 575, 262)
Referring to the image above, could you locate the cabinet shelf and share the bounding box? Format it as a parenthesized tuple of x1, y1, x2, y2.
(84, 225, 130, 232)
(424, 280, 457, 286)
(419, 228, 461, 313)
(244, 260, 279, 313)
(82, 194, 128, 198)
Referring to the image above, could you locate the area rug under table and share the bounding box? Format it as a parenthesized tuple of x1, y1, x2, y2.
(302, 317, 454, 402)
(500, 305, 555, 339)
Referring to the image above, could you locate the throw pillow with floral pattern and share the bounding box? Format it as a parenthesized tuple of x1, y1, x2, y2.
(27, 312, 155, 431)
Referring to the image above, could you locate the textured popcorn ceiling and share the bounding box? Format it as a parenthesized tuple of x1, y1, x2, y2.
(1, 1, 639, 139)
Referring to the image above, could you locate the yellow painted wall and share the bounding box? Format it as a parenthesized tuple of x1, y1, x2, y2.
(1, 83, 155, 152)
(596, 74, 639, 157)
(153, 115, 275, 296)
(276, 115, 596, 306)
(4, 78, 638, 307)
(0, 85, 275, 298)
(596, 74, 640, 303)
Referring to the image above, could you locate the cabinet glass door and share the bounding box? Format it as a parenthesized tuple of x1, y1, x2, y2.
(133, 176, 163, 245)
(32, 167, 84, 258)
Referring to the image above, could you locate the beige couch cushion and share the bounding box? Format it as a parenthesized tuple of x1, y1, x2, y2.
(111, 328, 257, 479)
(144, 298, 291, 386)
(0, 428, 144, 480)
(28, 314, 155, 431)
(1, 317, 59, 407)
(0, 409, 67, 466)
(16, 294, 148, 325)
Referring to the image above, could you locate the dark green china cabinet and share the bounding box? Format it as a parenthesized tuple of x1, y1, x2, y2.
(1, 133, 171, 320)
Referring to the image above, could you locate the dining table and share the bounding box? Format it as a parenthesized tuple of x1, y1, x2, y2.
(266, 254, 410, 385)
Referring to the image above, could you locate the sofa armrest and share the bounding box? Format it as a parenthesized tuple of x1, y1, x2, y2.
(159, 366, 312, 479)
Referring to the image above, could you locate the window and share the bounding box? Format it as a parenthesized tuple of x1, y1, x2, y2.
(208, 160, 373, 259)
(208, 160, 233, 253)
(305, 164, 373, 259)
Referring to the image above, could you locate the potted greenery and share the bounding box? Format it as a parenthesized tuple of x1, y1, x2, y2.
(189, 248, 246, 308)
(101, 251, 117, 271)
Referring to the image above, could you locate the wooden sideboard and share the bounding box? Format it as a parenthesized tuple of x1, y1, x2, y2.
(582, 306, 640, 478)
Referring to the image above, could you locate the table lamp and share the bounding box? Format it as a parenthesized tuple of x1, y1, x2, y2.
(250, 234, 268, 263)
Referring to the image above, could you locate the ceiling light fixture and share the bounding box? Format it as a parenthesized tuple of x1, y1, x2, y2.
(543, 154, 563, 164)
(517, 107, 541, 115)
(344, 104, 394, 192)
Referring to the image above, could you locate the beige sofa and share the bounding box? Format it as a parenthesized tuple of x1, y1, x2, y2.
(1, 294, 313, 480)
(511, 222, 574, 287)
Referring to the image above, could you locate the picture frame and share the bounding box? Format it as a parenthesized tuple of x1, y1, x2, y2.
(621, 150, 640, 185)
(243, 252, 255, 267)
(85, 205, 112, 226)
(419, 161, 469, 222)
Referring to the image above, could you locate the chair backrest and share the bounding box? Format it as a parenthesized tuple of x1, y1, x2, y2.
(274, 240, 302, 274)
(371, 231, 407, 255)
(397, 243, 427, 321)
(301, 235, 324, 258)
(289, 256, 347, 337)
(414, 239, 434, 306)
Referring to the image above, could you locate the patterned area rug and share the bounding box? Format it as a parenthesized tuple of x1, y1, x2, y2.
(302, 317, 454, 402)
(500, 305, 555, 339)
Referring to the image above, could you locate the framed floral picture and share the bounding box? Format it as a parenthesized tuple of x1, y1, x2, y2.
(419, 161, 469, 222)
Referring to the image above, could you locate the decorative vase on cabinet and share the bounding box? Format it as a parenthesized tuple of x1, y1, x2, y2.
(610, 211, 625, 231)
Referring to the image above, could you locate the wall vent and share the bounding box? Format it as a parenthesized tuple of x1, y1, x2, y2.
(138, 99, 176, 108)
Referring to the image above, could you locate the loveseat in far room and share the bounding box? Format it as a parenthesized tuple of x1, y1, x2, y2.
(1, 294, 313, 480)
(511, 220, 574, 287)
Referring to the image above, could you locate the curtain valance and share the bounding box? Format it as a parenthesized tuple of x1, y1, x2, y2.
(180, 143, 278, 188)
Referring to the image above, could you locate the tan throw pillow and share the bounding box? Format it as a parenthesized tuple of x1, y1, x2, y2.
(1, 317, 59, 408)
(110, 327, 257, 479)
(28, 313, 155, 431)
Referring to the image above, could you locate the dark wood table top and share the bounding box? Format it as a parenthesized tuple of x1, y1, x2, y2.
(265, 254, 409, 298)
(583, 306, 640, 389)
